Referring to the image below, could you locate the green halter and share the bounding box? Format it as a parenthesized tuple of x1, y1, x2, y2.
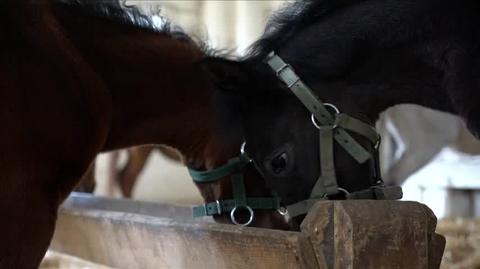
(266, 52, 403, 218)
(189, 150, 282, 226)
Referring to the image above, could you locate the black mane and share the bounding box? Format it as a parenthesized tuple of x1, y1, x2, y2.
(248, 0, 364, 59)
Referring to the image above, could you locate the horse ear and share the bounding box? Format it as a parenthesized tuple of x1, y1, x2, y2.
(200, 57, 250, 93)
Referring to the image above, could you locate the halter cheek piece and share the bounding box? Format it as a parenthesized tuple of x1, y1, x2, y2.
(266, 52, 403, 218)
(188, 53, 402, 225)
(188, 143, 282, 226)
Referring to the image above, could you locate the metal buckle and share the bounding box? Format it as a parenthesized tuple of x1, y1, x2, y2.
(205, 200, 222, 216)
(277, 204, 288, 216)
(215, 200, 221, 215)
(275, 65, 301, 88)
(230, 206, 254, 226)
(274, 63, 290, 76)
(287, 78, 301, 89)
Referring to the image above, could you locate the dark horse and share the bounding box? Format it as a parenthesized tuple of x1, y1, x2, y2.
(203, 0, 480, 220)
(0, 1, 288, 268)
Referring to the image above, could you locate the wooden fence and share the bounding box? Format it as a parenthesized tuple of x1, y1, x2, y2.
(50, 193, 445, 269)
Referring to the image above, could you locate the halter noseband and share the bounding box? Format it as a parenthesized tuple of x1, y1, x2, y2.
(188, 144, 282, 226)
(266, 52, 403, 218)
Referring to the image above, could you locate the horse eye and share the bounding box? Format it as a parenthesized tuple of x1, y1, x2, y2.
(270, 152, 289, 174)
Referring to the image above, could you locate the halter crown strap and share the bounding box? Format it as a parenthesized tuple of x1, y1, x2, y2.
(267, 52, 373, 164)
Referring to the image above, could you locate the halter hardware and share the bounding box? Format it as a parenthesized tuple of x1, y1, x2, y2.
(230, 205, 254, 226)
(266, 52, 403, 218)
(189, 145, 282, 226)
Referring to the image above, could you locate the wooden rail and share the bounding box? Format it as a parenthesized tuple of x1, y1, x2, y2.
(50, 195, 445, 269)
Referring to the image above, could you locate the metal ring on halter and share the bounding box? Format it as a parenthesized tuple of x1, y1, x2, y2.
(374, 136, 382, 150)
(240, 141, 247, 155)
(277, 204, 288, 216)
(310, 103, 341, 130)
(337, 187, 350, 196)
(324, 103, 340, 114)
(311, 114, 338, 130)
(230, 205, 254, 226)
(240, 141, 253, 163)
(310, 114, 322, 129)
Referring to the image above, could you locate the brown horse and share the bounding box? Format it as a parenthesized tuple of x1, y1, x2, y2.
(1, 1, 289, 268)
(111, 145, 182, 197)
(74, 145, 181, 197)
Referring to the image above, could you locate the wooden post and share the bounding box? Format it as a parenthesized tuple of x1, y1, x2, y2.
(300, 200, 446, 269)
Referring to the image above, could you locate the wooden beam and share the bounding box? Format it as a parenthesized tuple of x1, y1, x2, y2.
(64, 193, 199, 221)
(51, 196, 445, 269)
(51, 207, 319, 269)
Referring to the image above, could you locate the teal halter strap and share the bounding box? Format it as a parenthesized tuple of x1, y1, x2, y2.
(188, 154, 250, 183)
(267, 53, 373, 163)
(266, 52, 403, 218)
(189, 152, 282, 226)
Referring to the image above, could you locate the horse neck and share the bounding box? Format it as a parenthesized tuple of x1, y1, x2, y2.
(282, 46, 456, 124)
(346, 49, 456, 122)
(52, 3, 234, 168)
(274, 0, 461, 123)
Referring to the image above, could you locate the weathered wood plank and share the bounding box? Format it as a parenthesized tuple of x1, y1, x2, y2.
(52, 197, 445, 269)
(50, 208, 319, 269)
(300, 200, 446, 269)
(40, 251, 115, 269)
(64, 193, 200, 221)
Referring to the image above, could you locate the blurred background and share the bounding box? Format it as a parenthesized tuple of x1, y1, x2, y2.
(79, 1, 480, 268)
